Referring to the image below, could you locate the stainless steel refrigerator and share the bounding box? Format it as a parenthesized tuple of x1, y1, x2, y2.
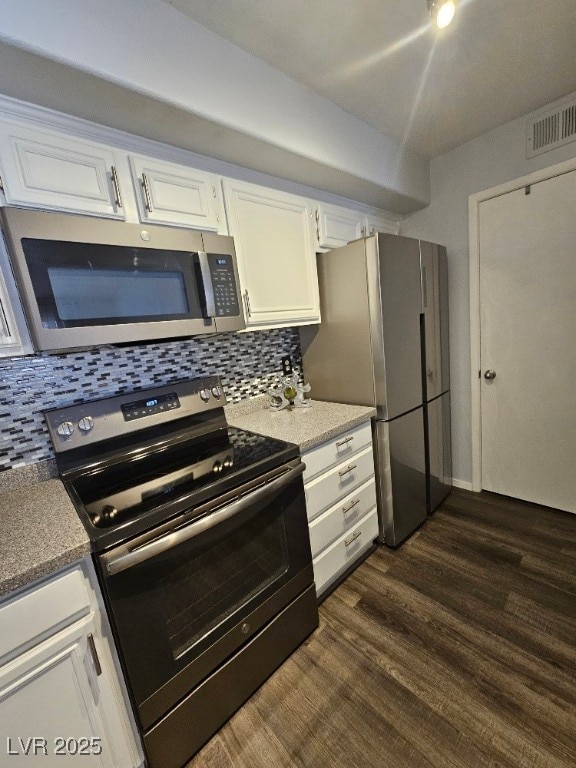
(300, 233, 451, 546)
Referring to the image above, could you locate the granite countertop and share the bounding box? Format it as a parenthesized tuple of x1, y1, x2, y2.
(225, 396, 375, 452)
(0, 469, 90, 600)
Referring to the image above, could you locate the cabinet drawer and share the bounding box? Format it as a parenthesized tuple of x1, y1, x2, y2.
(303, 421, 372, 482)
(0, 565, 91, 664)
(313, 509, 379, 596)
(309, 479, 377, 557)
(305, 445, 375, 521)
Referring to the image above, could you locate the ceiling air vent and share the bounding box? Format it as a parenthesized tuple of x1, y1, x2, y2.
(527, 98, 576, 158)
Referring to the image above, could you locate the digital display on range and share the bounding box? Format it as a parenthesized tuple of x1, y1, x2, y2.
(122, 393, 180, 421)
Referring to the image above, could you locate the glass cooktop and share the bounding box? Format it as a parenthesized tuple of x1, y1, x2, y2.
(63, 425, 299, 551)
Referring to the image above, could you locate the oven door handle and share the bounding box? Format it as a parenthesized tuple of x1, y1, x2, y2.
(103, 462, 305, 576)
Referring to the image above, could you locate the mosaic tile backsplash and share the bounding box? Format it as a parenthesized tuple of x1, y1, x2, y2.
(0, 328, 303, 471)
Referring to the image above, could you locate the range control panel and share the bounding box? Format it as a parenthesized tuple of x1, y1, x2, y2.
(208, 253, 241, 317)
(121, 392, 181, 421)
(45, 376, 224, 453)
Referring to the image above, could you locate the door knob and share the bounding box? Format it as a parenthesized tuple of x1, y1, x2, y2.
(484, 369, 496, 380)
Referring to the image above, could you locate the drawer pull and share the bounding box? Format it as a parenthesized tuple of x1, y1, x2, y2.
(339, 463, 357, 477)
(336, 436, 354, 448)
(344, 530, 361, 547)
(342, 498, 360, 514)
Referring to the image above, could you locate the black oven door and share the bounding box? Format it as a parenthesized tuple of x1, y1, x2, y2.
(98, 459, 314, 730)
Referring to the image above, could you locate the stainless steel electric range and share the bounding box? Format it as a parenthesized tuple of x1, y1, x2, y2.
(45, 376, 318, 768)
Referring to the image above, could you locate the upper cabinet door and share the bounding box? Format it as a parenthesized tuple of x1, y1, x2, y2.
(0, 273, 25, 356)
(315, 202, 365, 249)
(0, 123, 125, 218)
(223, 179, 320, 328)
(129, 155, 227, 233)
(364, 213, 399, 236)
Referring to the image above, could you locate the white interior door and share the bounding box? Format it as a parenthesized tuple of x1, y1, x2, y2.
(479, 169, 576, 513)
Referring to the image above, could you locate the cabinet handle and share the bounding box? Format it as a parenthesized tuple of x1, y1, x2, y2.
(344, 530, 361, 547)
(336, 435, 354, 448)
(87, 633, 102, 677)
(315, 208, 320, 243)
(141, 172, 153, 213)
(0, 298, 11, 339)
(342, 498, 360, 515)
(110, 165, 123, 210)
(0, 174, 4, 192)
(244, 289, 252, 318)
(339, 463, 357, 477)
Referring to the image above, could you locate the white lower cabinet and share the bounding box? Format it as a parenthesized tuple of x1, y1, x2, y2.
(312, 510, 380, 596)
(0, 562, 144, 767)
(302, 420, 378, 598)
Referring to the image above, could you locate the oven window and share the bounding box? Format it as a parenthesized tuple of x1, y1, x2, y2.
(101, 472, 311, 716)
(160, 513, 289, 660)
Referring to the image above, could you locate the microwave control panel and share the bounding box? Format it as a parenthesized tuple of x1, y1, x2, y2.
(208, 253, 240, 317)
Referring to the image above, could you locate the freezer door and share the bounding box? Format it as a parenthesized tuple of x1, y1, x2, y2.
(373, 409, 427, 547)
(420, 241, 450, 401)
(426, 391, 452, 513)
(376, 234, 424, 418)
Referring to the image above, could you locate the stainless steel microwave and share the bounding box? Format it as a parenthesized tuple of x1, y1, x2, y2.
(0, 208, 245, 352)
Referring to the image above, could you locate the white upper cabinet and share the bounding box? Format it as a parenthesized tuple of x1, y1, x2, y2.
(315, 202, 365, 249)
(0, 270, 26, 356)
(223, 179, 320, 328)
(315, 202, 400, 250)
(0, 239, 32, 357)
(364, 212, 399, 236)
(128, 155, 227, 233)
(0, 123, 126, 218)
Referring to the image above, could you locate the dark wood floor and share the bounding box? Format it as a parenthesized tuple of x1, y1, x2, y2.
(186, 489, 576, 767)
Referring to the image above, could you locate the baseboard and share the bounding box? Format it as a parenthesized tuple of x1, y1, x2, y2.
(451, 478, 474, 491)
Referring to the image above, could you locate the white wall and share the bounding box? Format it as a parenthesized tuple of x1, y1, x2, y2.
(402, 93, 576, 486)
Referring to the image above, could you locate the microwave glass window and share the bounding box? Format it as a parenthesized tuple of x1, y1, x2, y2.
(21, 238, 204, 327)
(47, 266, 189, 321)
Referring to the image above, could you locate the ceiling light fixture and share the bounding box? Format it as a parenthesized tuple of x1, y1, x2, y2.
(427, 0, 456, 29)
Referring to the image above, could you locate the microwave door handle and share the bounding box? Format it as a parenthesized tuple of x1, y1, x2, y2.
(197, 251, 216, 319)
(104, 462, 305, 576)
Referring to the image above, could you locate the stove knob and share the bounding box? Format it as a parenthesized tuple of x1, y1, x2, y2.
(211, 386, 222, 399)
(200, 389, 210, 402)
(78, 416, 94, 433)
(56, 421, 75, 438)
